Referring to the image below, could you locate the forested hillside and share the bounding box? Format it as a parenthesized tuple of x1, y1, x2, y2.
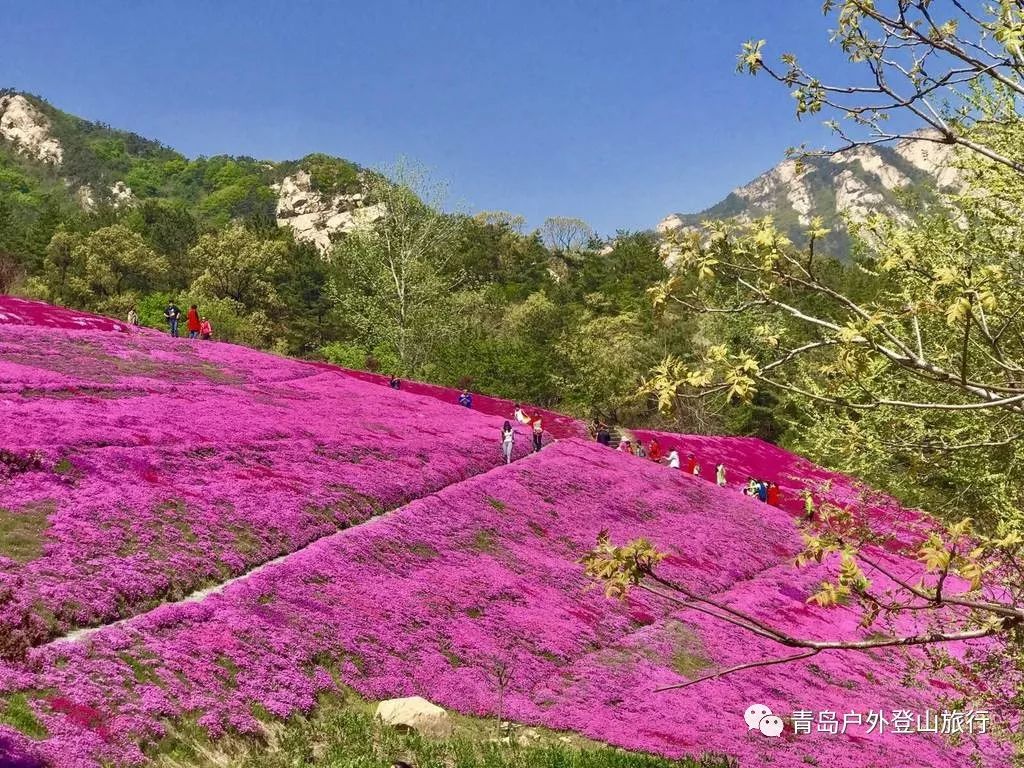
(0, 90, 693, 429)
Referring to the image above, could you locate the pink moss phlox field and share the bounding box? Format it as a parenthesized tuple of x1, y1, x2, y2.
(0, 302, 1017, 768)
(0, 314, 533, 648)
(631, 430, 935, 551)
(333, 365, 588, 439)
(0, 297, 130, 334)
(0, 440, 1014, 767)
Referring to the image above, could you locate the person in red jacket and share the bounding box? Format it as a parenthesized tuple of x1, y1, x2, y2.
(648, 439, 664, 462)
(766, 482, 781, 507)
(185, 304, 202, 339)
(685, 453, 698, 475)
(199, 317, 213, 340)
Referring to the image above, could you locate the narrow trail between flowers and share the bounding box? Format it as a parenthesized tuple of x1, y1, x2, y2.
(46, 439, 808, 652)
(45, 443, 554, 648)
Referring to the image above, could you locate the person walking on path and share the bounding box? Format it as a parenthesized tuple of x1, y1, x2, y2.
(647, 439, 663, 462)
(127, 308, 139, 327)
(596, 424, 611, 446)
(389, 375, 401, 390)
(199, 318, 213, 340)
(667, 449, 680, 469)
(716, 463, 727, 487)
(514, 404, 531, 424)
(185, 304, 202, 339)
(164, 301, 181, 337)
(532, 419, 543, 453)
(459, 389, 473, 408)
(767, 481, 781, 507)
(501, 421, 515, 464)
(756, 480, 768, 503)
(685, 453, 698, 475)
(744, 477, 758, 496)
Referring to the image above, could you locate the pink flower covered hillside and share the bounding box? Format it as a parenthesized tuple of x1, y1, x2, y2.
(0, 307, 530, 651)
(0, 440, 1012, 768)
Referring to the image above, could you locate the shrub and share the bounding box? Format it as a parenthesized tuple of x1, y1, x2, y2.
(320, 342, 369, 370)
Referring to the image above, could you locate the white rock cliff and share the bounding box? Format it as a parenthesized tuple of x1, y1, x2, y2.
(0, 94, 63, 165)
(275, 170, 385, 252)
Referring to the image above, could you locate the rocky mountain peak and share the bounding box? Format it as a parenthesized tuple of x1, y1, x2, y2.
(658, 131, 960, 255)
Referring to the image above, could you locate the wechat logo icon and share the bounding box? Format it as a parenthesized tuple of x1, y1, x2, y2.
(744, 704, 784, 737)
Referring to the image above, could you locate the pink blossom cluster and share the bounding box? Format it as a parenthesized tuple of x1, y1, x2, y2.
(0, 440, 1014, 767)
(0, 297, 130, 334)
(629, 430, 935, 551)
(0, 301, 1016, 768)
(0, 317, 530, 650)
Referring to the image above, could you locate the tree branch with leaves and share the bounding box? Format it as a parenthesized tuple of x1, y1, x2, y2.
(583, 500, 1022, 694)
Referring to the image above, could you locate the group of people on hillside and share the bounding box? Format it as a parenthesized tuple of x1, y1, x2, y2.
(744, 477, 781, 506)
(442, 385, 547, 464)
(593, 423, 783, 506)
(126, 302, 213, 340)
(500, 403, 545, 463)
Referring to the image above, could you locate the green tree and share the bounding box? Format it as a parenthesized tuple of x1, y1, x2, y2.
(428, 290, 567, 405)
(636, 0, 1024, 692)
(278, 238, 338, 355)
(556, 312, 654, 421)
(76, 224, 168, 311)
(571, 231, 667, 311)
(449, 214, 551, 299)
(126, 199, 198, 287)
(188, 225, 288, 314)
(0, 249, 22, 294)
(37, 228, 87, 306)
(328, 162, 464, 374)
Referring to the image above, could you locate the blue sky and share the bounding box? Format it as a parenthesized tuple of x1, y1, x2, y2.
(5, 1, 851, 234)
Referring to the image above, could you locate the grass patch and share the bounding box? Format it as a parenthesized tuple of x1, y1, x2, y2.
(232, 526, 263, 558)
(486, 496, 507, 510)
(0, 501, 54, 563)
(527, 520, 548, 537)
(119, 651, 162, 686)
(439, 640, 465, 668)
(406, 542, 440, 560)
(665, 622, 712, 681)
(52, 457, 80, 480)
(470, 529, 500, 554)
(0, 693, 48, 739)
(148, 690, 734, 768)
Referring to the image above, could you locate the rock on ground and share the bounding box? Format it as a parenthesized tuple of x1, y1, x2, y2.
(375, 696, 453, 738)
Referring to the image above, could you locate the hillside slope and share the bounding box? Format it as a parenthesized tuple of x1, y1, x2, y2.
(0, 301, 1015, 768)
(0, 297, 530, 653)
(0, 90, 379, 252)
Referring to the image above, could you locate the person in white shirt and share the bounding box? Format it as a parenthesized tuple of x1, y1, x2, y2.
(667, 449, 680, 469)
(501, 421, 515, 464)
